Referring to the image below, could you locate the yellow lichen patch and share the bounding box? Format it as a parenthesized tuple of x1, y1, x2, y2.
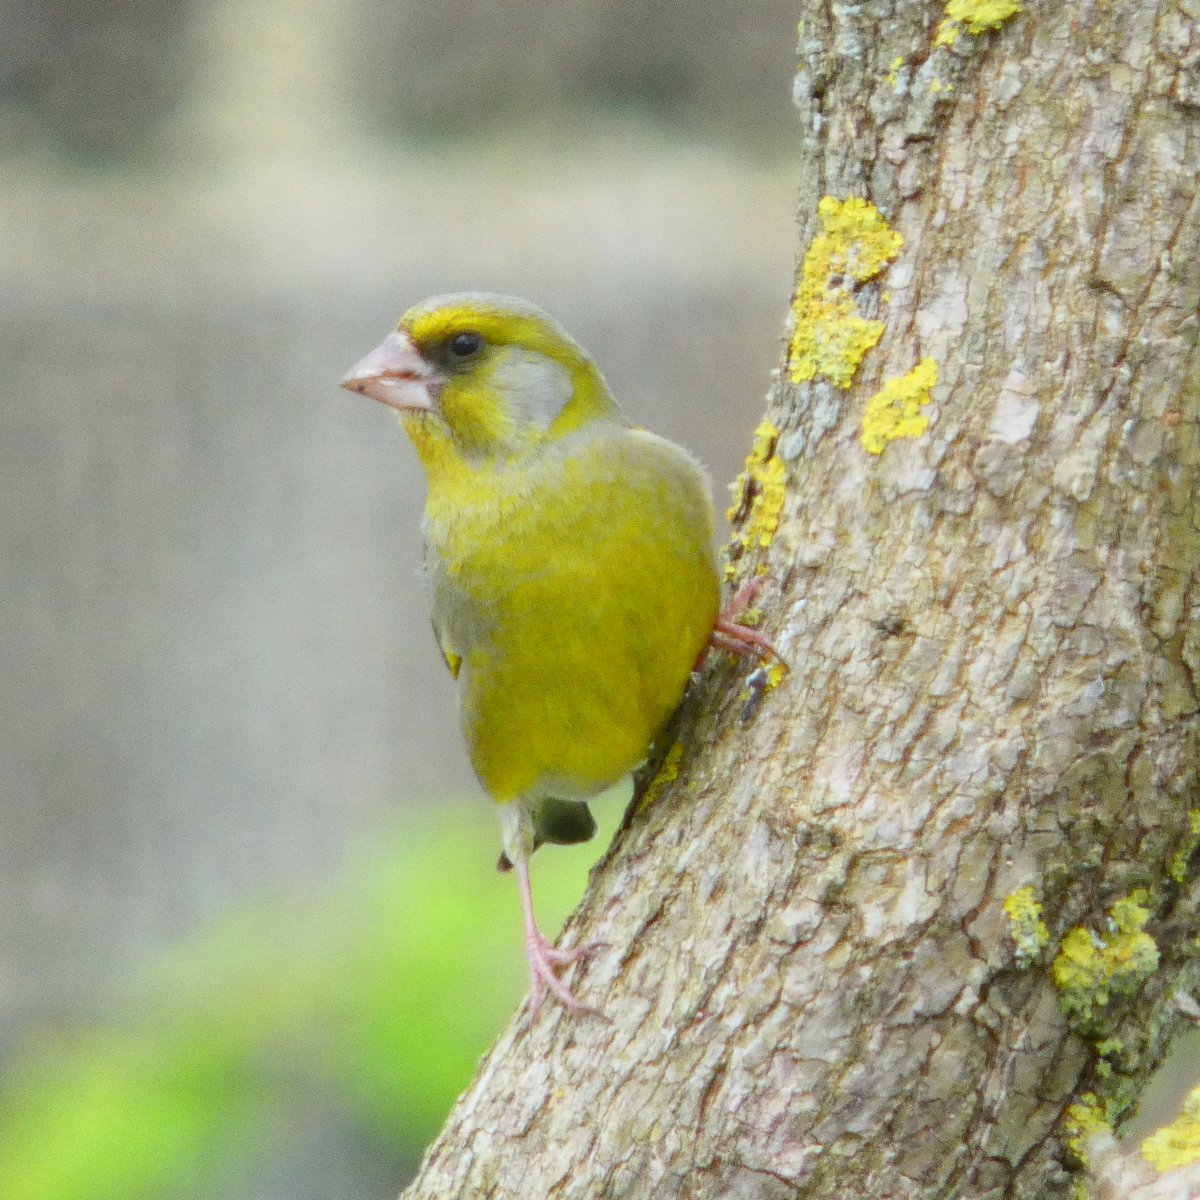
(788, 196, 904, 389)
(1142, 1084, 1200, 1171)
(1003, 886, 1050, 966)
(726, 419, 787, 567)
(638, 741, 684, 814)
(861, 358, 938, 454)
(1051, 894, 1160, 1025)
(886, 56, 905, 86)
(1064, 1093, 1114, 1167)
(935, 0, 1023, 47)
(1093, 1036, 1125, 1079)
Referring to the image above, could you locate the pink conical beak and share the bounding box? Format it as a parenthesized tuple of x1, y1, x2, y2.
(340, 331, 439, 413)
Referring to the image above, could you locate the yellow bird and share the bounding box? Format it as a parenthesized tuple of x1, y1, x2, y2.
(342, 293, 772, 1014)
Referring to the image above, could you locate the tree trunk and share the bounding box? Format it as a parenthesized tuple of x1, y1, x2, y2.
(401, 2, 1200, 1197)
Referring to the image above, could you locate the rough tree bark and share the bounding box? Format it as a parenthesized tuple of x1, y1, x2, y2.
(401, 2, 1200, 1198)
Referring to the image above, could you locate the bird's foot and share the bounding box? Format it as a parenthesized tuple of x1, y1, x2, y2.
(512, 852, 608, 1022)
(524, 930, 606, 1021)
(697, 576, 788, 670)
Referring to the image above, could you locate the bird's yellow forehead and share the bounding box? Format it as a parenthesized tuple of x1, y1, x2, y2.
(399, 296, 589, 372)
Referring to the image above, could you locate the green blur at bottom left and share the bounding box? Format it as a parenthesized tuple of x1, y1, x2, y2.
(0, 795, 618, 1200)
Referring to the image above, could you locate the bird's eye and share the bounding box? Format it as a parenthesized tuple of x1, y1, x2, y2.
(448, 331, 484, 359)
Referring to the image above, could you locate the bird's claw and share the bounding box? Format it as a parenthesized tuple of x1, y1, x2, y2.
(697, 575, 788, 670)
(524, 932, 608, 1023)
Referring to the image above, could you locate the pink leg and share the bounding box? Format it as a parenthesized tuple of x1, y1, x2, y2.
(711, 617, 784, 661)
(513, 855, 603, 1020)
(723, 576, 768, 621)
(695, 576, 788, 671)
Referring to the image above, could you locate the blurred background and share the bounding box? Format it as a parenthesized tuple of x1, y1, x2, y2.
(0, 1, 801, 1196)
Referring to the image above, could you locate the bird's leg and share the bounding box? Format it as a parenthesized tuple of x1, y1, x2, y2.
(696, 575, 788, 671)
(512, 852, 603, 1020)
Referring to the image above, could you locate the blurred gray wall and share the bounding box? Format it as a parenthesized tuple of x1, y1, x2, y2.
(0, 0, 798, 157)
(0, 1, 799, 1183)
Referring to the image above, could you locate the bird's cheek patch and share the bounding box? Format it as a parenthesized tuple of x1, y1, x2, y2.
(489, 347, 574, 431)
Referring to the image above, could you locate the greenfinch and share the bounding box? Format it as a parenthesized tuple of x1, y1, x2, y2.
(342, 293, 772, 1014)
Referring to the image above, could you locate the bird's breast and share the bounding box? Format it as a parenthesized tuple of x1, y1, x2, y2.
(422, 429, 720, 804)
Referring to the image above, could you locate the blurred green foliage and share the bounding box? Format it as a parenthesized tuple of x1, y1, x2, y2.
(0, 795, 623, 1200)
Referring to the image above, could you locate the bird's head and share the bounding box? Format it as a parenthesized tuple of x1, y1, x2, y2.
(341, 293, 622, 470)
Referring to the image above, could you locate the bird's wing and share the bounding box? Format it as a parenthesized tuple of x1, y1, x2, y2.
(431, 619, 463, 679)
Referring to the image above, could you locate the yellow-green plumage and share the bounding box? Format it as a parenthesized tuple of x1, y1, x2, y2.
(396, 296, 719, 829)
(422, 421, 718, 808)
(342, 292, 721, 1012)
